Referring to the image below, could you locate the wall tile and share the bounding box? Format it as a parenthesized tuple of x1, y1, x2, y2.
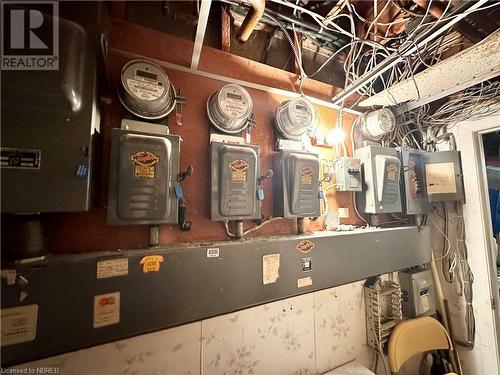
(202, 294, 316, 375)
(13, 322, 201, 375)
(314, 282, 373, 374)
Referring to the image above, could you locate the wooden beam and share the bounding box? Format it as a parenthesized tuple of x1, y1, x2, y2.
(221, 5, 231, 53)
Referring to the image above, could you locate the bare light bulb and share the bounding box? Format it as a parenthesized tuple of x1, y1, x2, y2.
(325, 128, 345, 145)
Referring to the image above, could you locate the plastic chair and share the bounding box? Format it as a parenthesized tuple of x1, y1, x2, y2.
(387, 316, 457, 374)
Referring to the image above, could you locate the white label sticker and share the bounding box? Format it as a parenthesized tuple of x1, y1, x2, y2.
(127, 78, 164, 101)
(207, 248, 220, 258)
(93, 292, 120, 328)
(97, 258, 129, 279)
(425, 162, 457, 195)
(297, 276, 313, 288)
(1, 304, 38, 346)
(263, 254, 280, 285)
(421, 295, 430, 312)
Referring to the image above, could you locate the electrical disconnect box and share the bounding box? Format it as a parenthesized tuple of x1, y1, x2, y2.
(355, 145, 402, 214)
(273, 150, 321, 218)
(210, 142, 261, 221)
(424, 150, 464, 202)
(335, 157, 362, 192)
(107, 121, 180, 225)
(1, 8, 102, 213)
(399, 269, 436, 318)
(397, 147, 433, 215)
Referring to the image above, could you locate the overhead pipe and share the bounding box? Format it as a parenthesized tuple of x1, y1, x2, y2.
(236, 0, 266, 42)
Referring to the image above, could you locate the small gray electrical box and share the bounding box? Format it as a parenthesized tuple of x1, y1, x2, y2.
(273, 150, 320, 218)
(397, 147, 433, 215)
(399, 269, 436, 318)
(424, 150, 464, 202)
(210, 142, 260, 221)
(335, 157, 362, 192)
(107, 126, 180, 225)
(355, 145, 402, 214)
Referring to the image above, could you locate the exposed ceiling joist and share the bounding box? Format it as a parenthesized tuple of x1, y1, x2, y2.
(359, 29, 500, 111)
(330, 0, 489, 106)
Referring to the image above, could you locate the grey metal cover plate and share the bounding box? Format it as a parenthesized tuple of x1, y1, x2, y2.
(210, 142, 260, 220)
(107, 128, 180, 225)
(1, 226, 430, 366)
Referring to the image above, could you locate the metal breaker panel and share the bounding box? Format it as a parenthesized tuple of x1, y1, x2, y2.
(423, 150, 464, 202)
(335, 156, 362, 192)
(210, 142, 260, 221)
(397, 147, 433, 215)
(273, 150, 320, 218)
(399, 268, 436, 318)
(107, 128, 180, 225)
(355, 145, 402, 214)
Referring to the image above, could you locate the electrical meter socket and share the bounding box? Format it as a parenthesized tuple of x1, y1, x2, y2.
(274, 97, 317, 140)
(210, 142, 261, 221)
(207, 84, 253, 134)
(273, 150, 321, 218)
(118, 59, 177, 120)
(107, 127, 180, 225)
(355, 145, 402, 214)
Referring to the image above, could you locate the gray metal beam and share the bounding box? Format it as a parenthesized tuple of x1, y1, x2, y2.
(1, 227, 430, 366)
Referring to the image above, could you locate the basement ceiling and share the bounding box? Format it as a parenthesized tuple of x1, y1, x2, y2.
(117, 1, 500, 107)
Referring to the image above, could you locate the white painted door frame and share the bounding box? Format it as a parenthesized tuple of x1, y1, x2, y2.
(455, 112, 500, 375)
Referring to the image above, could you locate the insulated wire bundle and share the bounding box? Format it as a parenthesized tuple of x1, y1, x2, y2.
(380, 80, 500, 151)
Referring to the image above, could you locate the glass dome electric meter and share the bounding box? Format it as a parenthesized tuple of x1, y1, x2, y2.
(207, 84, 253, 134)
(275, 97, 317, 140)
(118, 59, 177, 120)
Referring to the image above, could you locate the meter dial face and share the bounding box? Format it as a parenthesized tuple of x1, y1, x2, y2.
(217, 84, 252, 120)
(122, 61, 169, 102)
(287, 97, 315, 130)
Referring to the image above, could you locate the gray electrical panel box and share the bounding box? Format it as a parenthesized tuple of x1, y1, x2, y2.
(399, 269, 436, 318)
(335, 157, 362, 192)
(424, 150, 464, 202)
(355, 145, 402, 214)
(397, 147, 433, 215)
(107, 127, 180, 225)
(1, 14, 101, 213)
(273, 150, 320, 218)
(210, 142, 260, 221)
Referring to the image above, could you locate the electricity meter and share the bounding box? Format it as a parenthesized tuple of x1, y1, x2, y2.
(207, 84, 253, 134)
(275, 97, 317, 140)
(119, 59, 177, 120)
(359, 108, 395, 140)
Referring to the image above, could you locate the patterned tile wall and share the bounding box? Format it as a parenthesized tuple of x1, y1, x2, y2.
(14, 281, 400, 375)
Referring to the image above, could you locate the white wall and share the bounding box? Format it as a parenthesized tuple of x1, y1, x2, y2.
(436, 113, 500, 375)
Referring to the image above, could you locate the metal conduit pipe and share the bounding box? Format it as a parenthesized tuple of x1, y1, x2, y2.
(264, 8, 349, 47)
(236, 0, 266, 42)
(224, 0, 349, 48)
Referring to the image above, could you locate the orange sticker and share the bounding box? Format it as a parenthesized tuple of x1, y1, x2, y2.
(300, 166, 314, 185)
(139, 255, 164, 273)
(296, 240, 315, 253)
